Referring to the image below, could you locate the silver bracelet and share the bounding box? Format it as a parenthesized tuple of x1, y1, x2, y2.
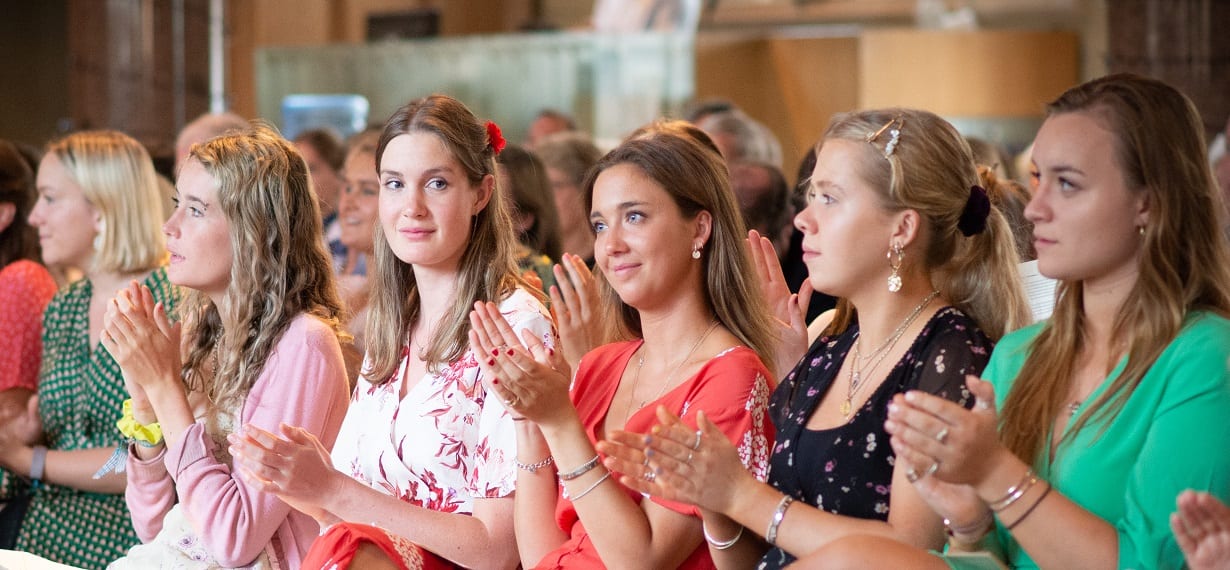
(990, 468, 1038, 512)
(558, 454, 599, 481)
(703, 521, 743, 550)
(765, 495, 794, 546)
(567, 471, 611, 501)
(514, 455, 554, 474)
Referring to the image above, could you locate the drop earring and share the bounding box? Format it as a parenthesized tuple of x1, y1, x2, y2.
(692, 244, 702, 260)
(887, 243, 903, 293)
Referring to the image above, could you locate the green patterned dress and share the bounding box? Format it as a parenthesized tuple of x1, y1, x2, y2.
(4, 268, 178, 569)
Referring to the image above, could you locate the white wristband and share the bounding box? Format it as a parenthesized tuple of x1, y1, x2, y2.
(30, 445, 47, 481)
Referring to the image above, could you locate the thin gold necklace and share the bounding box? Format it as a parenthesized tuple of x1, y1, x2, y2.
(623, 318, 720, 426)
(841, 291, 939, 418)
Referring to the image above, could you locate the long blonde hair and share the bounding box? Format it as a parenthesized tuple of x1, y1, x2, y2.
(180, 123, 347, 416)
(1000, 74, 1230, 461)
(364, 95, 528, 382)
(582, 124, 778, 368)
(819, 109, 1030, 341)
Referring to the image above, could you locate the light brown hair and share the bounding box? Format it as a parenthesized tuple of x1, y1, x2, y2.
(999, 73, 1230, 461)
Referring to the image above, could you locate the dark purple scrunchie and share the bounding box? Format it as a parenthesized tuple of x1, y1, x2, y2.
(957, 185, 991, 236)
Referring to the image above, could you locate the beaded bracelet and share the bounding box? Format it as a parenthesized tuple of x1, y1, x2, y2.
(515, 456, 554, 474)
(765, 495, 794, 546)
(703, 522, 743, 550)
(558, 454, 600, 481)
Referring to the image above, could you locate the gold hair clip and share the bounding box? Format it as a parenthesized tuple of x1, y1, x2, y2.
(866, 116, 905, 158)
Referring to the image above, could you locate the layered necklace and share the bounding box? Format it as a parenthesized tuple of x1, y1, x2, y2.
(841, 290, 939, 418)
(623, 318, 720, 426)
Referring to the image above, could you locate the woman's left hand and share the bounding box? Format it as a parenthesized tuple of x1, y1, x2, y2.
(468, 301, 572, 427)
(596, 407, 752, 515)
(101, 282, 182, 398)
(885, 375, 1005, 487)
(230, 423, 344, 525)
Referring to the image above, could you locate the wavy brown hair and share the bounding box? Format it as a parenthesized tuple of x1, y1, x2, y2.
(818, 109, 1031, 341)
(582, 124, 777, 368)
(365, 95, 528, 382)
(999, 74, 1230, 462)
(179, 122, 347, 416)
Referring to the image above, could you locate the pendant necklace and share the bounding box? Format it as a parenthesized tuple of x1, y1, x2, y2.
(841, 290, 939, 417)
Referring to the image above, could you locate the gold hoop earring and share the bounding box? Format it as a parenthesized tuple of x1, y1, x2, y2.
(887, 243, 904, 293)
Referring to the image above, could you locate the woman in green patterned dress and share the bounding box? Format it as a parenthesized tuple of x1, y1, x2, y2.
(4, 130, 179, 568)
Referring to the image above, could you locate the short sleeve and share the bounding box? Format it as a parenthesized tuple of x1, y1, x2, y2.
(909, 311, 994, 409)
(472, 288, 556, 499)
(0, 261, 57, 391)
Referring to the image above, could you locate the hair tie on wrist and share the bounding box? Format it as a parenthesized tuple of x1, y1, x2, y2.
(957, 184, 991, 236)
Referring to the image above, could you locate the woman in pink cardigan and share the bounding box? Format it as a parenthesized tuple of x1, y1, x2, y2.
(99, 123, 351, 568)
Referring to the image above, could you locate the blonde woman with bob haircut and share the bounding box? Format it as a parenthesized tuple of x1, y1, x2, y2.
(814, 74, 1230, 569)
(601, 109, 1030, 569)
(468, 124, 778, 569)
(95, 123, 351, 568)
(231, 94, 554, 570)
(0, 131, 179, 568)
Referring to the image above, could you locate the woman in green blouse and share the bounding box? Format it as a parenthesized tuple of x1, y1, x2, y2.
(7, 131, 179, 568)
(805, 74, 1230, 569)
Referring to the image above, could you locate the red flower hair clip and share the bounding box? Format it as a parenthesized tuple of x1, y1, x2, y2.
(485, 121, 506, 155)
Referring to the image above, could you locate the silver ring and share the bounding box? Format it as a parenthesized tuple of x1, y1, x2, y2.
(692, 430, 703, 451)
(924, 461, 940, 477)
(905, 467, 920, 483)
(644, 469, 657, 482)
(686, 451, 694, 464)
(976, 399, 992, 411)
(935, 427, 949, 444)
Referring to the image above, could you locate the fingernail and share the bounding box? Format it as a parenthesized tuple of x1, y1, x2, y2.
(506, 349, 514, 356)
(547, 348, 554, 356)
(643, 435, 652, 445)
(905, 391, 918, 402)
(491, 349, 499, 356)
(492, 379, 500, 385)
(645, 449, 654, 457)
(486, 358, 495, 366)
(888, 403, 899, 414)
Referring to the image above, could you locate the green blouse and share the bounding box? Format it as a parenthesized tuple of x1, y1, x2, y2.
(949, 311, 1230, 570)
(8, 268, 179, 569)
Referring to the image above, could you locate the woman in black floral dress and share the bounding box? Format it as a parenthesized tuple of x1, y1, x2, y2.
(600, 108, 1030, 568)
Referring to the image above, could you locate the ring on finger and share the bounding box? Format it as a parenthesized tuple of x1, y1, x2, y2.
(691, 430, 703, 451)
(686, 451, 694, 464)
(906, 467, 920, 483)
(924, 460, 941, 477)
(935, 427, 949, 444)
(644, 469, 657, 482)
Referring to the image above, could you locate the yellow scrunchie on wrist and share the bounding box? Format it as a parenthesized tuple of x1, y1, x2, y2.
(117, 399, 163, 446)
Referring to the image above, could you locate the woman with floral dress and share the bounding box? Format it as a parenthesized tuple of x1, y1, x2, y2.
(232, 94, 553, 570)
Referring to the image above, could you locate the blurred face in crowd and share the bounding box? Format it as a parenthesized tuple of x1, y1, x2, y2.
(339, 150, 380, 254)
(29, 153, 99, 270)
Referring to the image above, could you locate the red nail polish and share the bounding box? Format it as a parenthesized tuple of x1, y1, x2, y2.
(491, 349, 499, 356)
(506, 349, 514, 356)
(548, 348, 555, 356)
(493, 379, 500, 385)
(486, 358, 495, 366)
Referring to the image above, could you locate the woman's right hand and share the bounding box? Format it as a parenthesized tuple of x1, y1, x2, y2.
(469, 301, 573, 428)
(101, 282, 174, 425)
(230, 423, 344, 526)
(550, 253, 604, 372)
(597, 407, 751, 515)
(1172, 490, 1230, 570)
(747, 230, 812, 380)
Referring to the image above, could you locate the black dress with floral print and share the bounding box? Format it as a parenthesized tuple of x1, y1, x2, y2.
(756, 306, 992, 570)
